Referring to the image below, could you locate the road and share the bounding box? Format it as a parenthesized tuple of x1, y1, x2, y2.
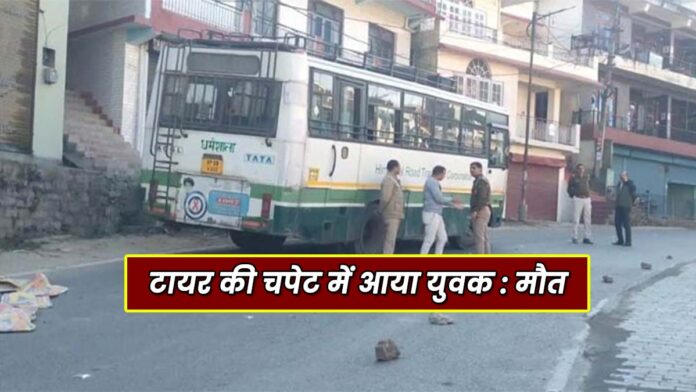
(1, 224, 695, 391)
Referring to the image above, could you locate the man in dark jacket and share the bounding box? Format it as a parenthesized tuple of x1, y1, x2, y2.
(614, 171, 637, 247)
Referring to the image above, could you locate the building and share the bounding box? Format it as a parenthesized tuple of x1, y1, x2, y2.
(551, 0, 696, 220)
(413, 0, 599, 221)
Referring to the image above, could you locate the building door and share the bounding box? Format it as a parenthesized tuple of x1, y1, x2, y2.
(667, 183, 695, 219)
(535, 91, 548, 121)
(507, 161, 560, 221)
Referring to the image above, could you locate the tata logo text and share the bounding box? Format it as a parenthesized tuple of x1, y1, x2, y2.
(244, 154, 275, 165)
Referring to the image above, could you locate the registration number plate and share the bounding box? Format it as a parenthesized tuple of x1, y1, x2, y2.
(201, 154, 223, 175)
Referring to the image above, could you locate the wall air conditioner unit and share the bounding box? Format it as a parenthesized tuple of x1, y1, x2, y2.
(407, 16, 434, 32)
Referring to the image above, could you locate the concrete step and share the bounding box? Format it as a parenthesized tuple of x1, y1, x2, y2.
(64, 111, 109, 125)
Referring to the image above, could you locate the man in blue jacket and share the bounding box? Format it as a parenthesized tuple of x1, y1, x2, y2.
(420, 166, 463, 254)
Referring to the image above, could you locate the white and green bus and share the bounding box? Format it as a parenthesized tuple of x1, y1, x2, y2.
(143, 33, 510, 252)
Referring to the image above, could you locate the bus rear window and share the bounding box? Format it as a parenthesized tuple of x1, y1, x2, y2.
(159, 74, 281, 136)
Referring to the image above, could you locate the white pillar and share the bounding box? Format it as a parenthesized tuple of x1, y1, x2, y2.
(32, 0, 70, 161)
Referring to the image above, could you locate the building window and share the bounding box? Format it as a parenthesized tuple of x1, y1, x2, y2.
(437, 0, 487, 39)
(368, 24, 395, 64)
(251, 0, 277, 36)
(455, 58, 504, 107)
(308, 0, 343, 57)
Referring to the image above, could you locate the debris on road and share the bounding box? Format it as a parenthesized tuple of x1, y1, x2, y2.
(72, 374, 92, 380)
(0, 304, 35, 332)
(375, 339, 400, 362)
(640, 262, 652, 270)
(602, 275, 614, 284)
(0, 273, 68, 333)
(666, 254, 673, 260)
(429, 313, 454, 325)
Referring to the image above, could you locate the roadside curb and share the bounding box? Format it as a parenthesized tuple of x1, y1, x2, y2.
(6, 244, 238, 278)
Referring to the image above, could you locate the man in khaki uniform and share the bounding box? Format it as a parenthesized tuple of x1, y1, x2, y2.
(567, 164, 593, 244)
(469, 162, 491, 254)
(379, 160, 405, 254)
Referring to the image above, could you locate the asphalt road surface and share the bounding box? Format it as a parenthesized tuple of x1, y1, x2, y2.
(1, 225, 695, 391)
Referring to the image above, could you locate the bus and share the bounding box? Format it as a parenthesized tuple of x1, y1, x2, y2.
(143, 32, 510, 252)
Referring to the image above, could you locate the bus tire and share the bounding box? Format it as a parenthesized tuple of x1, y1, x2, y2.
(229, 231, 286, 252)
(350, 210, 384, 254)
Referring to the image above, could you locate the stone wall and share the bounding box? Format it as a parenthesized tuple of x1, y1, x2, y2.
(0, 153, 143, 242)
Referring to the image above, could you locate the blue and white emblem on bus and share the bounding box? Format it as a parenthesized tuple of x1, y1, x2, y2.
(184, 191, 207, 220)
(244, 153, 275, 165)
(208, 191, 249, 217)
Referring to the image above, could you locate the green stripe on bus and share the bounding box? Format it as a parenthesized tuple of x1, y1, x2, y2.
(142, 170, 503, 205)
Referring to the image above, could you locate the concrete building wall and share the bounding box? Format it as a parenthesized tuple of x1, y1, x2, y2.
(32, 0, 70, 161)
(0, 0, 38, 153)
(69, 0, 147, 32)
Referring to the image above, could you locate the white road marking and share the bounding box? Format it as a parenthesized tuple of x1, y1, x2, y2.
(6, 244, 236, 278)
(545, 298, 609, 392)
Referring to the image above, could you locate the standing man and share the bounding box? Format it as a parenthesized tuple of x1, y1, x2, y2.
(614, 171, 637, 247)
(470, 162, 491, 254)
(379, 160, 405, 254)
(420, 166, 463, 254)
(567, 164, 593, 244)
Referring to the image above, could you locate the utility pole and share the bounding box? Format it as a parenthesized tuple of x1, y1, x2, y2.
(518, 3, 574, 222)
(595, 0, 621, 179)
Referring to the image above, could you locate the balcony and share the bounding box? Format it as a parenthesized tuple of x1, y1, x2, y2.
(161, 0, 243, 33)
(515, 115, 578, 148)
(356, 0, 437, 17)
(445, 19, 498, 43)
(572, 108, 696, 145)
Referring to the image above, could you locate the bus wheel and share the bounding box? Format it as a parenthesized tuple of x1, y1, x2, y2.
(229, 231, 286, 252)
(351, 213, 384, 254)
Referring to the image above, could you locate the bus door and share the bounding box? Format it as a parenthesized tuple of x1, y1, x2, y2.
(487, 124, 510, 226)
(325, 78, 365, 204)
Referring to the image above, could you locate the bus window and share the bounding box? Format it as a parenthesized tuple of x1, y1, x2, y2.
(432, 100, 460, 153)
(337, 80, 364, 139)
(367, 84, 400, 144)
(222, 80, 280, 134)
(184, 77, 218, 124)
(402, 93, 424, 148)
(488, 127, 509, 168)
(461, 125, 486, 155)
(309, 71, 334, 136)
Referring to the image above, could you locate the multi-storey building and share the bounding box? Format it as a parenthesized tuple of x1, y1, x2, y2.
(66, 0, 438, 155)
(414, 0, 600, 221)
(548, 0, 696, 220)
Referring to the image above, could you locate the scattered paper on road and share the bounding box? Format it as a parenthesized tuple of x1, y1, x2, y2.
(0, 273, 68, 333)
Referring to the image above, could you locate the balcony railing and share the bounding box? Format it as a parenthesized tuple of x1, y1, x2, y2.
(280, 32, 459, 93)
(445, 19, 498, 43)
(516, 115, 576, 146)
(162, 0, 243, 32)
(502, 34, 548, 56)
